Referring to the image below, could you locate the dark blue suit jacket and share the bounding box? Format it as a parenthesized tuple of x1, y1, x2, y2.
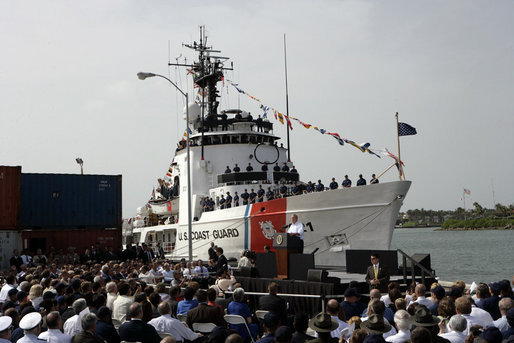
(119, 319, 161, 343)
(95, 319, 121, 343)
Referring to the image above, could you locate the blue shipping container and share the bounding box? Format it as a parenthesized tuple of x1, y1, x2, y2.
(20, 173, 122, 229)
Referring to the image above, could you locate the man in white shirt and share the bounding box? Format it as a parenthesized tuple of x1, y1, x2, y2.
(438, 315, 467, 343)
(106, 281, 118, 311)
(287, 214, 304, 253)
(182, 262, 197, 280)
(195, 260, 209, 279)
(455, 296, 483, 335)
(470, 297, 493, 327)
(38, 311, 72, 343)
(488, 297, 512, 333)
(0, 275, 16, 303)
(386, 310, 411, 343)
(112, 283, 134, 324)
(162, 263, 175, 283)
(413, 284, 433, 308)
(320, 299, 348, 339)
(63, 298, 90, 336)
(148, 302, 200, 342)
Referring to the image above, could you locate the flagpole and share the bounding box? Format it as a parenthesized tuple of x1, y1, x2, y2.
(395, 112, 403, 180)
(284, 34, 291, 162)
(463, 189, 466, 219)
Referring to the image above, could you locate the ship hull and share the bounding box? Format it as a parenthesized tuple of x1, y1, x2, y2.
(132, 180, 410, 267)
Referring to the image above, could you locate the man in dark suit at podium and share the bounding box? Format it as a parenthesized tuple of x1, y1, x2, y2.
(365, 253, 389, 293)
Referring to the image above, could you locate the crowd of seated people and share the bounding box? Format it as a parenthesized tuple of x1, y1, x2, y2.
(1, 243, 513, 343)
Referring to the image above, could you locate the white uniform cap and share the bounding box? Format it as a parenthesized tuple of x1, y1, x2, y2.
(0, 317, 12, 332)
(19, 312, 42, 330)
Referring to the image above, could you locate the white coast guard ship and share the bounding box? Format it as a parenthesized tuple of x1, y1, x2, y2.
(127, 32, 411, 267)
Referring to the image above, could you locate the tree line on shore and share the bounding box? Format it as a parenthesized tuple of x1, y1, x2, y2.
(397, 202, 514, 229)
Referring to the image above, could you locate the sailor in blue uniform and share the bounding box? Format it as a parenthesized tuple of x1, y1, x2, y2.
(291, 182, 300, 195)
(246, 163, 254, 172)
(233, 164, 241, 172)
(249, 189, 257, 203)
(219, 195, 226, 209)
(257, 186, 265, 202)
(279, 183, 288, 198)
(316, 180, 325, 192)
(370, 174, 379, 184)
(290, 165, 298, 173)
(233, 192, 239, 207)
(273, 163, 281, 172)
(241, 189, 249, 205)
(342, 175, 352, 188)
(281, 163, 290, 172)
(305, 181, 314, 193)
(329, 178, 338, 190)
(225, 192, 232, 208)
(261, 163, 268, 172)
(266, 187, 275, 201)
(225, 166, 231, 173)
(357, 174, 366, 186)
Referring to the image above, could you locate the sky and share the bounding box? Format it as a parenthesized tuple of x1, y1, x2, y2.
(1, 0, 513, 217)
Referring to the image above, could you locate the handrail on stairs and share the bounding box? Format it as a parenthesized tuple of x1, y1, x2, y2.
(397, 249, 437, 286)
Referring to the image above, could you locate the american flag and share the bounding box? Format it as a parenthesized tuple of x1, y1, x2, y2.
(398, 122, 417, 136)
(463, 188, 471, 195)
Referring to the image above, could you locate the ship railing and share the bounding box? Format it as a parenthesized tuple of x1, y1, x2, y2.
(397, 249, 437, 286)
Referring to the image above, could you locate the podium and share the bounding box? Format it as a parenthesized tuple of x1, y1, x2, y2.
(273, 233, 302, 278)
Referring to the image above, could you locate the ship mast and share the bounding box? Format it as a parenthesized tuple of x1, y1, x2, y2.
(169, 26, 233, 160)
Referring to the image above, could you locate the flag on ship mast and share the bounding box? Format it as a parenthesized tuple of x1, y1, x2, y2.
(398, 122, 417, 136)
(463, 188, 471, 195)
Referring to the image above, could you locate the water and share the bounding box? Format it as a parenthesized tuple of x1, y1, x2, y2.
(390, 227, 514, 284)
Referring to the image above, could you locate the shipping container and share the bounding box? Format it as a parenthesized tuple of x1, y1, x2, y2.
(21, 228, 122, 256)
(0, 231, 23, 270)
(0, 166, 22, 229)
(20, 173, 122, 229)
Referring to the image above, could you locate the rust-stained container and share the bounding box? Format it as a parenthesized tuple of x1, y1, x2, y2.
(21, 228, 122, 255)
(0, 166, 22, 229)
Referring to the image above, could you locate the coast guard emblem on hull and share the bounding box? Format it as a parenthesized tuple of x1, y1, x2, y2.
(259, 221, 276, 240)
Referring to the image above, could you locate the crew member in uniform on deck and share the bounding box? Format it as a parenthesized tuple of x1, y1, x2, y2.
(370, 174, 379, 184)
(261, 163, 269, 172)
(257, 186, 265, 202)
(279, 183, 288, 198)
(282, 163, 290, 172)
(357, 174, 366, 186)
(342, 175, 352, 188)
(273, 163, 281, 172)
(365, 253, 389, 293)
(225, 192, 232, 208)
(246, 163, 254, 172)
(316, 180, 325, 192)
(233, 192, 239, 207)
(329, 178, 338, 190)
(266, 187, 274, 201)
(225, 166, 231, 173)
(249, 189, 257, 204)
(241, 189, 249, 205)
(287, 214, 305, 254)
(233, 164, 241, 172)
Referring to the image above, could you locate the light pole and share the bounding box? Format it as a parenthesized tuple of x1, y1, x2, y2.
(75, 158, 84, 175)
(137, 72, 193, 262)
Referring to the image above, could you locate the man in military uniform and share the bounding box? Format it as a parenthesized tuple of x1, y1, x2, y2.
(316, 180, 325, 192)
(241, 189, 249, 205)
(219, 195, 226, 209)
(224, 166, 231, 173)
(18, 312, 43, 343)
(273, 163, 281, 172)
(370, 174, 379, 184)
(233, 192, 239, 207)
(329, 178, 338, 190)
(225, 192, 232, 208)
(266, 187, 274, 201)
(279, 183, 288, 198)
(291, 182, 300, 196)
(261, 163, 268, 171)
(246, 163, 254, 172)
(257, 186, 265, 202)
(357, 174, 366, 186)
(249, 189, 257, 204)
(233, 164, 241, 172)
(281, 163, 289, 172)
(342, 175, 352, 188)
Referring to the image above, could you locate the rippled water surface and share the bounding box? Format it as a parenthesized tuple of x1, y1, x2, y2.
(390, 227, 514, 284)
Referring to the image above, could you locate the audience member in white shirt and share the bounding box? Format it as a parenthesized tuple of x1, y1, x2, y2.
(413, 284, 433, 308)
(386, 310, 411, 343)
(438, 315, 468, 343)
